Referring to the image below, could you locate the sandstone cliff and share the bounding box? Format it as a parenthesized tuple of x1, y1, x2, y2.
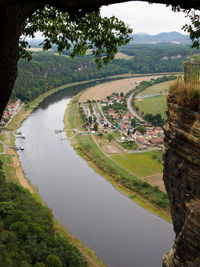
(163, 91, 200, 266)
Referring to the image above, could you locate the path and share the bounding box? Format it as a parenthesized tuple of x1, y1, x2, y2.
(127, 93, 146, 122)
(97, 102, 112, 127)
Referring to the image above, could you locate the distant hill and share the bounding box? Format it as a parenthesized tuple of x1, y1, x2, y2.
(130, 31, 191, 44)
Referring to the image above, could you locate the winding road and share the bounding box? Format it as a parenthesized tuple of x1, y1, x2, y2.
(127, 93, 146, 122)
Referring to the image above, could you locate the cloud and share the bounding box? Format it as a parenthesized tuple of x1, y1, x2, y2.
(101, 1, 189, 34)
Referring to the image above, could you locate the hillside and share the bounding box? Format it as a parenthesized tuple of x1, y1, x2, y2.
(12, 43, 196, 102)
(130, 31, 190, 44)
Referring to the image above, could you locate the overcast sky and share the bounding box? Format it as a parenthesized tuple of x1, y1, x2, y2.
(101, 1, 189, 35)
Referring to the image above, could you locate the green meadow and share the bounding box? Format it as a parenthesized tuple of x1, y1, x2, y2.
(135, 94, 167, 119)
(112, 150, 163, 177)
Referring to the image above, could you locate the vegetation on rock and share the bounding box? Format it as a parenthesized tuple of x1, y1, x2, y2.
(169, 79, 200, 110)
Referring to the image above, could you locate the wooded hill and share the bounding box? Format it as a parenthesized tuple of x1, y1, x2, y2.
(12, 43, 197, 102)
(129, 31, 190, 44)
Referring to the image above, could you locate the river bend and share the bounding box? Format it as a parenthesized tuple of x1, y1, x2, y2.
(16, 85, 174, 267)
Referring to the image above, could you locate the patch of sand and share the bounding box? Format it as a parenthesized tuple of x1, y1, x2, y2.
(79, 76, 161, 102)
(4, 131, 33, 193)
(114, 52, 133, 60)
(101, 143, 123, 154)
(145, 173, 166, 192)
(12, 154, 34, 193)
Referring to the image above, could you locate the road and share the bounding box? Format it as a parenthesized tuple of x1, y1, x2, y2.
(127, 93, 146, 122)
(97, 102, 112, 127)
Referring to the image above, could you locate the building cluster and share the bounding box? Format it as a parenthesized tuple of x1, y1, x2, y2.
(81, 91, 164, 148)
(103, 93, 124, 106)
(1, 99, 21, 124)
(134, 126, 164, 147)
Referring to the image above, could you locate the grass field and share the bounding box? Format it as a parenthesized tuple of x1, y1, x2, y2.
(111, 150, 163, 177)
(135, 95, 167, 119)
(64, 94, 87, 131)
(137, 80, 173, 96)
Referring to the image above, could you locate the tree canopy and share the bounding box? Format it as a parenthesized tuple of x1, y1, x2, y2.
(172, 7, 200, 49)
(20, 6, 132, 68)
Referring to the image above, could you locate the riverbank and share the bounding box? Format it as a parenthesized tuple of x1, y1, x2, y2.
(0, 80, 108, 267)
(64, 91, 171, 222)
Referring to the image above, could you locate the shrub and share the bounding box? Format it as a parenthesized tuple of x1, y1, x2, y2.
(169, 79, 200, 110)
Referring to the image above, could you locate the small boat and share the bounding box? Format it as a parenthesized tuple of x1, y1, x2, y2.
(15, 146, 24, 151)
(15, 131, 22, 135)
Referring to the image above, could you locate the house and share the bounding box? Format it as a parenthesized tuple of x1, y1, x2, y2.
(144, 131, 151, 140)
(121, 124, 126, 131)
(136, 137, 148, 145)
(134, 130, 143, 139)
(155, 126, 163, 133)
(98, 125, 104, 130)
(101, 103, 107, 107)
(113, 114, 120, 119)
(150, 138, 164, 146)
(108, 109, 115, 115)
(152, 131, 158, 137)
(7, 99, 20, 113)
(155, 126, 164, 136)
(123, 113, 134, 120)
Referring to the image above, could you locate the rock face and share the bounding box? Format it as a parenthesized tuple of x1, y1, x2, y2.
(163, 93, 200, 266)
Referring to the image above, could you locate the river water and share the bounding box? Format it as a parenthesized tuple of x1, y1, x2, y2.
(16, 84, 174, 267)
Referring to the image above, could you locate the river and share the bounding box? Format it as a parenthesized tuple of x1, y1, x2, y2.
(16, 84, 174, 267)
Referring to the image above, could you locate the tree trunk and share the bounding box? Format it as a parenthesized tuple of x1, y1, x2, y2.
(0, 3, 41, 120)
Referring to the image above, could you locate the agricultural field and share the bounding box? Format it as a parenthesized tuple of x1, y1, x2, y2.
(137, 80, 173, 96)
(135, 94, 167, 119)
(111, 150, 163, 177)
(79, 75, 161, 102)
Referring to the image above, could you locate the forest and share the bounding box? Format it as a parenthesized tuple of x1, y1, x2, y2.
(12, 43, 196, 102)
(0, 161, 88, 267)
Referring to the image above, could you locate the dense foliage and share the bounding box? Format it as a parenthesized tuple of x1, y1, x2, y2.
(0, 161, 88, 267)
(21, 7, 132, 68)
(119, 43, 196, 73)
(173, 7, 200, 49)
(143, 113, 165, 126)
(13, 44, 195, 102)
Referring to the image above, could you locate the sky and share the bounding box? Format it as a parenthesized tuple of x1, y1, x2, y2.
(100, 1, 189, 35)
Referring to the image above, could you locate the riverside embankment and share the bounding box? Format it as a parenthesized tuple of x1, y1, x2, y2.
(14, 83, 174, 267)
(1, 80, 118, 267)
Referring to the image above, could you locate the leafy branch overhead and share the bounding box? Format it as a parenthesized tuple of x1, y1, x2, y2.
(20, 6, 133, 68)
(182, 9, 200, 49)
(172, 6, 200, 49)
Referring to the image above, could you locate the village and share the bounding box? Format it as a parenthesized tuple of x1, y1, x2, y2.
(0, 99, 23, 126)
(80, 91, 164, 150)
